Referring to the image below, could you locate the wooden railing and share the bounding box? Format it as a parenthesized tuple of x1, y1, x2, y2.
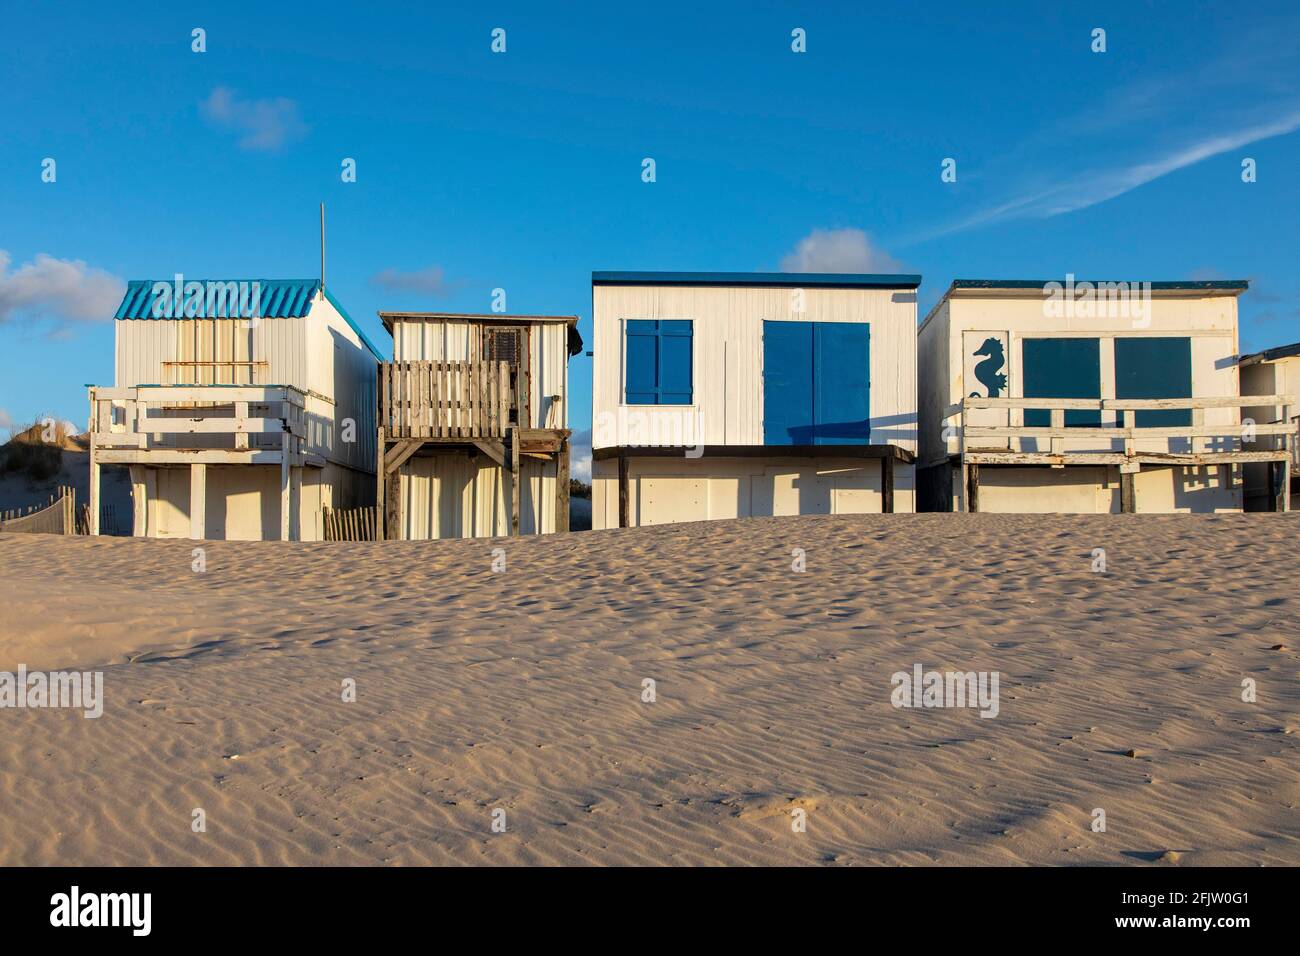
(88, 385, 306, 454)
(380, 360, 514, 440)
(942, 394, 1296, 465)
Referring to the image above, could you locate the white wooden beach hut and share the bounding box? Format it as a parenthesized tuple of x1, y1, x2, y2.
(589, 271, 920, 528)
(917, 279, 1294, 513)
(1237, 341, 1300, 510)
(376, 311, 582, 538)
(88, 279, 383, 540)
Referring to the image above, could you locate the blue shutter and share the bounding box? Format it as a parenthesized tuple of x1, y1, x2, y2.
(1022, 338, 1101, 427)
(658, 320, 693, 405)
(813, 323, 870, 444)
(624, 319, 692, 405)
(1114, 337, 1192, 427)
(763, 321, 814, 444)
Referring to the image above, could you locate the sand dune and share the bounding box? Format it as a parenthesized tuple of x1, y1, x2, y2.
(0, 514, 1297, 865)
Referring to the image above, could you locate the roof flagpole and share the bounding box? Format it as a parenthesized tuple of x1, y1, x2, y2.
(319, 202, 326, 292)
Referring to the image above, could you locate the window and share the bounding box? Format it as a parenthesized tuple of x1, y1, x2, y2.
(1114, 336, 1192, 427)
(762, 321, 871, 445)
(1022, 337, 1101, 427)
(625, 319, 692, 405)
(485, 327, 522, 369)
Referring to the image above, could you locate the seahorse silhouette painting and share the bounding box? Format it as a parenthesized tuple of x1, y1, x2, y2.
(969, 336, 1007, 398)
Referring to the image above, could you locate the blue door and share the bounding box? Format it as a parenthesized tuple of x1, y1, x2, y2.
(763, 322, 870, 445)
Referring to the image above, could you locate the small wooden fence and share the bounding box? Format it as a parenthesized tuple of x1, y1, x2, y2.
(381, 360, 514, 440)
(0, 486, 77, 535)
(323, 505, 377, 541)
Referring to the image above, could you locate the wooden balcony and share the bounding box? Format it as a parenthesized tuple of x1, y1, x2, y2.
(380, 360, 514, 440)
(88, 384, 307, 465)
(942, 393, 1295, 511)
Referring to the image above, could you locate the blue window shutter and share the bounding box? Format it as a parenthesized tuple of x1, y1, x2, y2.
(658, 320, 693, 405)
(813, 323, 870, 444)
(624, 319, 692, 405)
(1114, 337, 1192, 427)
(763, 321, 814, 444)
(1022, 338, 1101, 427)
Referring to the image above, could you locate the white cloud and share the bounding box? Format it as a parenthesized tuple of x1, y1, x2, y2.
(370, 265, 453, 296)
(201, 87, 307, 152)
(569, 428, 592, 482)
(779, 229, 901, 273)
(917, 105, 1300, 242)
(0, 251, 125, 326)
(0, 408, 13, 432)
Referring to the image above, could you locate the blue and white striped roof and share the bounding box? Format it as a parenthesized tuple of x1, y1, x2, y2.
(113, 278, 386, 360)
(115, 278, 320, 319)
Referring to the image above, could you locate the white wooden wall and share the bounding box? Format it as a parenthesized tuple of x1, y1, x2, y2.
(591, 284, 917, 453)
(917, 291, 1241, 466)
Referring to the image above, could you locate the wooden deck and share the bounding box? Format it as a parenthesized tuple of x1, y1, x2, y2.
(376, 360, 570, 537)
(942, 394, 1296, 512)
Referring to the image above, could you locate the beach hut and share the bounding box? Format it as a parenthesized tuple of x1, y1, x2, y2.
(917, 279, 1295, 513)
(1237, 341, 1300, 510)
(589, 271, 920, 527)
(376, 311, 583, 538)
(87, 279, 383, 540)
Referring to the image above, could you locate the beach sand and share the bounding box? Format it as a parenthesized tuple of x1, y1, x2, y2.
(0, 514, 1296, 866)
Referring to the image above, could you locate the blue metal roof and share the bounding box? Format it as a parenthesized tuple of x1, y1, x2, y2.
(114, 279, 386, 361)
(948, 279, 1249, 293)
(592, 271, 922, 290)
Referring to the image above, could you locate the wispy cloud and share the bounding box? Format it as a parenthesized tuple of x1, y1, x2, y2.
(0, 251, 125, 328)
(370, 265, 453, 296)
(779, 228, 901, 273)
(201, 87, 307, 152)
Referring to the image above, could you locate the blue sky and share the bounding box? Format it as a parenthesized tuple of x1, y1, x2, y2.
(2, 0, 1298, 469)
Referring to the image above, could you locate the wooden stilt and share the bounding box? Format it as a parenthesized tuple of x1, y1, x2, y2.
(510, 424, 521, 536)
(965, 463, 980, 514)
(129, 465, 146, 536)
(375, 427, 385, 540)
(1120, 468, 1137, 514)
(279, 441, 291, 541)
(384, 469, 401, 540)
(881, 454, 895, 514)
(618, 448, 630, 528)
(556, 438, 571, 532)
(191, 462, 207, 540)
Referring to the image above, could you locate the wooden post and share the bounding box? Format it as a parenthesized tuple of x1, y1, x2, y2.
(190, 462, 207, 540)
(618, 448, 630, 528)
(234, 401, 249, 450)
(1120, 467, 1137, 514)
(965, 463, 980, 514)
(290, 466, 302, 541)
(129, 465, 147, 537)
(384, 469, 401, 540)
(89, 451, 101, 536)
(556, 438, 571, 533)
(1050, 408, 1064, 458)
(881, 453, 895, 514)
(280, 433, 291, 541)
(510, 424, 521, 536)
(375, 426, 385, 540)
(1269, 461, 1285, 513)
